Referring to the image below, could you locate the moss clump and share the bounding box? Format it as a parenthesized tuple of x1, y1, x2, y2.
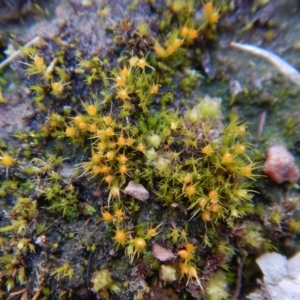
(56, 52, 258, 298)
(65, 63, 256, 225)
(91, 269, 121, 298)
(51, 263, 74, 280)
(1, 1, 300, 299)
(0, 196, 37, 291)
(0, 10, 257, 298)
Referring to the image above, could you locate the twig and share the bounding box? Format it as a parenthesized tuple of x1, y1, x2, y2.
(255, 110, 267, 148)
(231, 42, 300, 87)
(9, 288, 27, 296)
(232, 254, 246, 300)
(0, 36, 41, 70)
(87, 252, 93, 288)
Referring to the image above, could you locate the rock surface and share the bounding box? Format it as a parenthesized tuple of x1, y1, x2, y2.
(247, 252, 300, 300)
(0, 86, 34, 140)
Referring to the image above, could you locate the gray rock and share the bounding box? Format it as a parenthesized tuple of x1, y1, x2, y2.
(247, 252, 300, 300)
(124, 181, 149, 202)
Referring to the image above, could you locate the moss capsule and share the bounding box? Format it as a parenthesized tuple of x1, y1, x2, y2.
(202, 210, 212, 221)
(102, 211, 113, 222)
(1, 155, 14, 167)
(86, 104, 97, 116)
(222, 152, 233, 163)
(208, 190, 218, 201)
(114, 230, 127, 247)
(202, 144, 213, 155)
(178, 249, 189, 260)
(65, 127, 76, 138)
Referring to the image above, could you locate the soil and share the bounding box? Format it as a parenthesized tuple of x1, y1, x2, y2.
(1, 1, 300, 299)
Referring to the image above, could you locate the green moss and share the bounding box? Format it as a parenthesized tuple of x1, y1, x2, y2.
(91, 269, 121, 298)
(205, 270, 229, 300)
(1, 1, 298, 298)
(51, 263, 74, 280)
(46, 184, 79, 220)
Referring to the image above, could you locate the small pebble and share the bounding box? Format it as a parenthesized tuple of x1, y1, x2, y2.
(59, 164, 76, 179)
(35, 235, 46, 246)
(264, 144, 300, 184)
(124, 180, 149, 201)
(229, 79, 242, 96)
(152, 243, 176, 262)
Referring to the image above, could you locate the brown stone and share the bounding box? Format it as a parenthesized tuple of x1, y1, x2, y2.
(264, 144, 300, 184)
